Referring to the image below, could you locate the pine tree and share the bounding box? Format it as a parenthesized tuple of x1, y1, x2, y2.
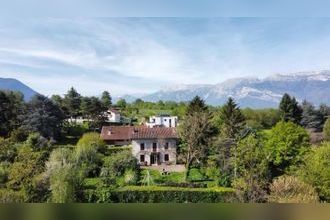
(63, 87, 81, 118)
(101, 91, 112, 110)
(220, 97, 246, 140)
(185, 96, 207, 116)
(279, 93, 302, 124)
(301, 100, 324, 131)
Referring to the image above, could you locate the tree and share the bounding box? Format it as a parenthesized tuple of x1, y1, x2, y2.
(179, 97, 213, 180)
(116, 98, 127, 109)
(301, 100, 324, 131)
(279, 93, 302, 124)
(264, 121, 310, 175)
(185, 96, 207, 115)
(22, 95, 65, 139)
(63, 87, 81, 118)
(46, 148, 81, 203)
(218, 97, 245, 140)
(101, 91, 112, 110)
(0, 91, 25, 137)
(296, 142, 330, 202)
(231, 134, 269, 202)
(268, 175, 318, 203)
(323, 118, 330, 141)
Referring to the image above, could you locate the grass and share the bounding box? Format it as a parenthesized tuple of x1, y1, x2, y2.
(141, 169, 186, 184)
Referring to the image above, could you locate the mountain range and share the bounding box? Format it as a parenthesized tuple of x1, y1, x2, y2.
(0, 78, 38, 101)
(1, 70, 330, 108)
(118, 70, 330, 108)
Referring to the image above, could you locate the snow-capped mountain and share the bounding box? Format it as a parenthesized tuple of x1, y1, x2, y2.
(136, 70, 330, 108)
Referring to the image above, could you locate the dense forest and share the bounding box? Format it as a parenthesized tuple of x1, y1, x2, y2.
(0, 87, 329, 203)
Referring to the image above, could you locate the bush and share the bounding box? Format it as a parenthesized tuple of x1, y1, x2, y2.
(76, 132, 106, 154)
(100, 151, 138, 180)
(187, 168, 205, 182)
(26, 133, 51, 150)
(324, 118, 330, 141)
(0, 138, 17, 163)
(268, 175, 318, 203)
(296, 142, 330, 202)
(0, 189, 26, 203)
(111, 186, 236, 203)
(9, 128, 29, 143)
(0, 163, 10, 186)
(104, 146, 132, 156)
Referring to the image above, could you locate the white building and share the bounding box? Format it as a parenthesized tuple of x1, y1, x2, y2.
(146, 114, 178, 128)
(105, 109, 121, 123)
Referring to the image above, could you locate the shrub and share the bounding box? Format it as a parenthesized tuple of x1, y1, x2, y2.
(0, 162, 10, 186)
(268, 175, 319, 203)
(296, 142, 330, 202)
(26, 133, 51, 150)
(76, 132, 106, 154)
(0, 189, 26, 203)
(100, 151, 138, 179)
(324, 118, 330, 141)
(187, 168, 205, 182)
(7, 146, 48, 190)
(0, 138, 17, 163)
(111, 186, 236, 203)
(9, 127, 29, 143)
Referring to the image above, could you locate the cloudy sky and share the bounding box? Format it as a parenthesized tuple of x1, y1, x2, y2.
(1, 17, 330, 96)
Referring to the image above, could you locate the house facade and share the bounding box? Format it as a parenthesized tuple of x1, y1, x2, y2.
(131, 127, 178, 165)
(100, 126, 178, 166)
(146, 114, 178, 128)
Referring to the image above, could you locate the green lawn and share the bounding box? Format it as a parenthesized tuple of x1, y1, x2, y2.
(116, 185, 234, 193)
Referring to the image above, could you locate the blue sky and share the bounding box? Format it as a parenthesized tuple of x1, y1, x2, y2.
(1, 17, 330, 96)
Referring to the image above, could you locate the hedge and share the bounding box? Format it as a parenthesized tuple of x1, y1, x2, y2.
(83, 186, 236, 203)
(104, 146, 132, 156)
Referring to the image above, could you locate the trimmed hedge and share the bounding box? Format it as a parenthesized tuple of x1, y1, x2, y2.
(83, 186, 236, 203)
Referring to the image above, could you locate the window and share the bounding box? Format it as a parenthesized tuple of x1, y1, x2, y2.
(169, 119, 172, 127)
(165, 142, 169, 150)
(153, 143, 157, 152)
(140, 155, 145, 162)
(164, 154, 169, 162)
(140, 143, 145, 151)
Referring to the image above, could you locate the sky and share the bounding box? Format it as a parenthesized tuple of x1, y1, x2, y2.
(1, 17, 330, 96)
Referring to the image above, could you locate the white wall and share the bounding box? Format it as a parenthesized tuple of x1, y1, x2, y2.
(147, 116, 178, 128)
(132, 139, 177, 165)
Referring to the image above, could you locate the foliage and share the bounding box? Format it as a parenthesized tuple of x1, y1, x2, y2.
(231, 134, 269, 202)
(179, 97, 214, 180)
(46, 148, 82, 203)
(268, 175, 318, 203)
(323, 118, 330, 141)
(296, 142, 330, 201)
(22, 94, 65, 139)
(111, 186, 236, 203)
(0, 138, 17, 163)
(9, 127, 29, 143)
(218, 97, 246, 140)
(63, 87, 82, 118)
(0, 90, 25, 137)
(243, 108, 280, 129)
(0, 162, 10, 185)
(0, 189, 26, 203)
(301, 100, 324, 131)
(279, 93, 302, 124)
(75, 133, 106, 177)
(101, 91, 112, 109)
(7, 146, 48, 190)
(26, 132, 52, 151)
(100, 151, 138, 185)
(264, 121, 310, 175)
(116, 98, 127, 109)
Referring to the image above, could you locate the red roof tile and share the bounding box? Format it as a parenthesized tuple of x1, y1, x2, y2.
(100, 126, 178, 141)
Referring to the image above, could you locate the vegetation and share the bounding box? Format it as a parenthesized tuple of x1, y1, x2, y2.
(0, 88, 330, 203)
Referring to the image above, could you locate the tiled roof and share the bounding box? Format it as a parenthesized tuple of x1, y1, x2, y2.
(131, 127, 178, 139)
(100, 126, 178, 140)
(100, 126, 132, 140)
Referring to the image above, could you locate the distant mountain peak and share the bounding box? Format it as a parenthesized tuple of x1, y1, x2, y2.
(132, 70, 330, 108)
(0, 77, 38, 101)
